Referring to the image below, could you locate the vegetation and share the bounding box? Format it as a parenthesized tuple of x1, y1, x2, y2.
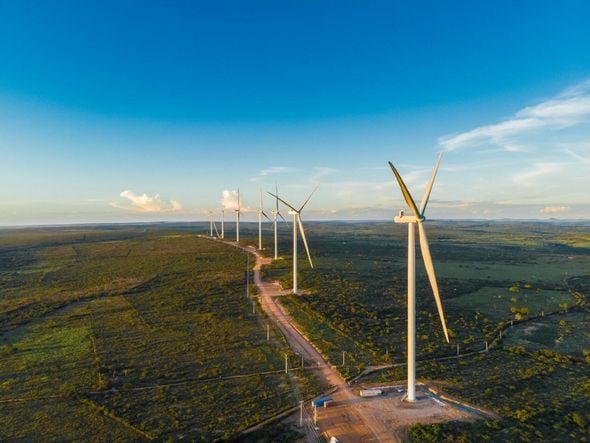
(0, 226, 320, 441)
(262, 221, 589, 367)
(260, 220, 590, 440)
(1, 220, 588, 441)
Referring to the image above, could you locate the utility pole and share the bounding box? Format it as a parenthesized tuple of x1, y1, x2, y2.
(342, 351, 346, 366)
(284, 353, 289, 374)
(485, 341, 489, 353)
(246, 253, 250, 298)
(299, 400, 304, 427)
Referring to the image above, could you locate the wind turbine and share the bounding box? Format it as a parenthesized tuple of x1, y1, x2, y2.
(388, 154, 449, 402)
(258, 191, 271, 250)
(269, 186, 318, 294)
(220, 209, 225, 239)
(235, 189, 241, 243)
(270, 185, 286, 260)
(208, 211, 213, 237)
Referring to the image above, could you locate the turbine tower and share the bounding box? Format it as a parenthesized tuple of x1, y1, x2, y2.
(388, 154, 449, 402)
(221, 209, 225, 239)
(257, 191, 271, 250)
(235, 189, 240, 243)
(208, 211, 213, 237)
(269, 186, 317, 294)
(270, 185, 286, 260)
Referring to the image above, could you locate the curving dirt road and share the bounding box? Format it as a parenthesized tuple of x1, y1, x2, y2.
(207, 238, 485, 442)
(247, 248, 398, 442)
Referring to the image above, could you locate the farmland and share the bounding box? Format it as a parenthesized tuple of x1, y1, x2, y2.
(0, 226, 318, 441)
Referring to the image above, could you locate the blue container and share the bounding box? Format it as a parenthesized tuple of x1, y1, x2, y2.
(311, 397, 333, 408)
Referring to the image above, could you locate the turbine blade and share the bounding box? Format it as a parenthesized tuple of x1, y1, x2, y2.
(388, 161, 420, 218)
(297, 215, 314, 268)
(278, 212, 287, 222)
(298, 185, 319, 212)
(418, 153, 443, 216)
(267, 192, 297, 212)
(418, 223, 449, 343)
(275, 184, 279, 211)
(262, 211, 271, 222)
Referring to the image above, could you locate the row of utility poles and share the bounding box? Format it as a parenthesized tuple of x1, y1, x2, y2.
(241, 249, 319, 433)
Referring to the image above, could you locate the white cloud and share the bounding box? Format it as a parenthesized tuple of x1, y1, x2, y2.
(249, 166, 298, 182)
(512, 163, 565, 186)
(310, 166, 337, 183)
(440, 79, 590, 152)
(221, 190, 240, 210)
(115, 190, 182, 212)
(402, 169, 427, 186)
(517, 96, 590, 121)
(563, 141, 590, 165)
(219, 189, 256, 212)
(440, 117, 545, 152)
(540, 206, 570, 214)
(258, 166, 297, 176)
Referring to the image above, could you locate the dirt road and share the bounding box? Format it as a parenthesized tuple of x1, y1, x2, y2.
(249, 250, 398, 442)
(207, 238, 485, 441)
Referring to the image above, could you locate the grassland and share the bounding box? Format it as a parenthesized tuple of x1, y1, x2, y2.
(1, 220, 588, 441)
(0, 225, 320, 441)
(258, 220, 590, 440)
(261, 221, 588, 364)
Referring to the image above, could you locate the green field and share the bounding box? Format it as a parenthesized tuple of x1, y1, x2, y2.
(1, 220, 589, 441)
(446, 286, 574, 321)
(503, 311, 590, 358)
(259, 220, 590, 440)
(0, 226, 318, 441)
(261, 221, 590, 367)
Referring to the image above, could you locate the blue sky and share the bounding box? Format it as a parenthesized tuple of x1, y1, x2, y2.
(1, 1, 589, 224)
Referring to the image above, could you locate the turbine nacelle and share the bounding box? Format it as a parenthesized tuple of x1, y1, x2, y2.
(394, 214, 424, 224)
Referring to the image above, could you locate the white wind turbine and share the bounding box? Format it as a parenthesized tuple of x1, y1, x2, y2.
(257, 191, 271, 250)
(268, 186, 318, 294)
(235, 189, 241, 243)
(220, 209, 225, 239)
(388, 154, 449, 402)
(208, 211, 214, 237)
(270, 185, 286, 260)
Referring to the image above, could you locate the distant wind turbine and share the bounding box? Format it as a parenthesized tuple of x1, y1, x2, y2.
(235, 189, 241, 243)
(269, 186, 318, 294)
(388, 154, 449, 402)
(258, 191, 271, 250)
(270, 185, 286, 260)
(208, 211, 214, 237)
